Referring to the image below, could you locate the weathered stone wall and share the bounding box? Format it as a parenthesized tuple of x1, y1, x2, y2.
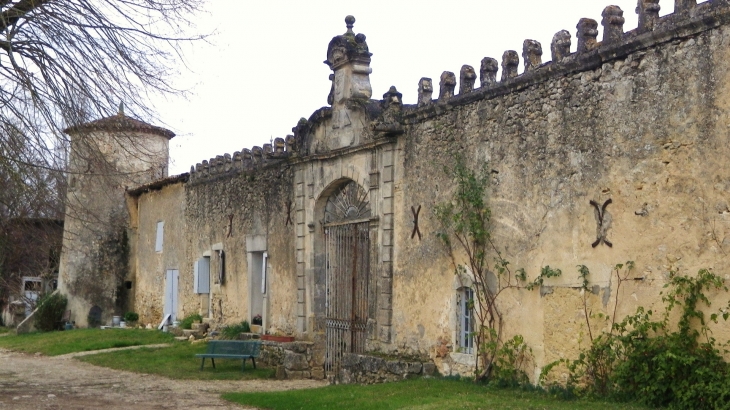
(60, 126, 170, 327)
(121, 3, 730, 384)
(258, 340, 325, 380)
(389, 3, 730, 379)
(339, 353, 436, 384)
(184, 162, 295, 330)
(130, 181, 186, 325)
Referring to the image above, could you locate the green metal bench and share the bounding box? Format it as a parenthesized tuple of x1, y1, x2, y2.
(195, 340, 261, 371)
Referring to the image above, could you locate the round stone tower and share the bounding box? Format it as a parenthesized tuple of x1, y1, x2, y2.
(57, 108, 174, 327)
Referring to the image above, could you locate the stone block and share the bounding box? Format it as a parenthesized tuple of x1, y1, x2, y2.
(311, 367, 325, 380)
(386, 361, 406, 375)
(407, 362, 423, 374)
(363, 355, 386, 373)
(276, 365, 287, 380)
(286, 370, 305, 379)
(284, 351, 309, 371)
(422, 363, 436, 376)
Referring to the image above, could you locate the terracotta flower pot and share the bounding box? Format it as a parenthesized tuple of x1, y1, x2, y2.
(261, 335, 295, 342)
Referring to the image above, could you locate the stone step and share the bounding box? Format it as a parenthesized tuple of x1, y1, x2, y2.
(183, 329, 203, 339)
(192, 322, 209, 332)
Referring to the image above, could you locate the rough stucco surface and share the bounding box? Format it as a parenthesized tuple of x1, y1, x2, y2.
(131, 182, 185, 325)
(391, 21, 730, 376)
(75, 4, 730, 382)
(59, 129, 168, 327)
(132, 163, 296, 331)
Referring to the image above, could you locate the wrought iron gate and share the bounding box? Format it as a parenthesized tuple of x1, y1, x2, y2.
(324, 221, 370, 375)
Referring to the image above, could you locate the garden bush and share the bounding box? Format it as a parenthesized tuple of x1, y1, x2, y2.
(33, 292, 67, 331)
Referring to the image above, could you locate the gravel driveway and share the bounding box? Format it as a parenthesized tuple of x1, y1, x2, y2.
(0, 347, 326, 409)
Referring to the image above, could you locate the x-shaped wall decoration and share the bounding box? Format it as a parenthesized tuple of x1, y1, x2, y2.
(226, 214, 234, 238)
(589, 198, 613, 248)
(285, 201, 293, 226)
(411, 205, 422, 240)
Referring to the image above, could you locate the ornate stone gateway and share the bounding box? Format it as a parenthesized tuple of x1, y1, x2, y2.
(323, 180, 371, 375)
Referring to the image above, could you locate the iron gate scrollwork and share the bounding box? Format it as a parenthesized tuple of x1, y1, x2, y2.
(323, 180, 371, 376)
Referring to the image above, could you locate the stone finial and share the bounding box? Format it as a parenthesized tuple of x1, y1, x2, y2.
(274, 138, 286, 153)
(551, 30, 572, 62)
(201, 160, 209, 175)
(252, 146, 263, 165)
(602, 6, 625, 44)
(345, 15, 355, 34)
(285, 135, 296, 152)
(675, 0, 696, 12)
(263, 144, 272, 156)
(480, 57, 499, 87)
(501, 51, 519, 81)
(418, 77, 433, 107)
(438, 71, 456, 101)
(242, 148, 253, 167)
(215, 156, 224, 173)
(382, 86, 403, 111)
(233, 151, 242, 169)
(224, 153, 232, 172)
(577, 18, 599, 54)
(636, 0, 661, 31)
(459, 65, 477, 94)
(195, 163, 202, 173)
(522, 40, 543, 71)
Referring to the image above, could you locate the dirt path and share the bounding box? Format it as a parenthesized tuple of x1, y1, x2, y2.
(0, 348, 326, 409)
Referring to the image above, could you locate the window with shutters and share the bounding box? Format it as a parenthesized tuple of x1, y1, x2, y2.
(193, 257, 210, 294)
(457, 287, 474, 354)
(155, 221, 164, 253)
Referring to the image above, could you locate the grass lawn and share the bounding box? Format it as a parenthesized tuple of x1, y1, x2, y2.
(79, 341, 276, 381)
(0, 326, 10, 334)
(222, 378, 649, 410)
(0, 328, 174, 356)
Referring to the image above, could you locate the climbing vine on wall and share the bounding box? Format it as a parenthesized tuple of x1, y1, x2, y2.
(435, 155, 561, 383)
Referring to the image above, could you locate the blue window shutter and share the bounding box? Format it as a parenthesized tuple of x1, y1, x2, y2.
(197, 258, 210, 294)
(155, 222, 164, 252)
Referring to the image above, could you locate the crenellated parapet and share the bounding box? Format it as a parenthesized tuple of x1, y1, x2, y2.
(403, 0, 730, 113)
(188, 136, 297, 182)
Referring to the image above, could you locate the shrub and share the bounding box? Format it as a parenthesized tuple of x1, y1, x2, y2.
(543, 266, 730, 409)
(33, 292, 67, 332)
(124, 312, 139, 323)
(221, 321, 251, 340)
(180, 313, 203, 330)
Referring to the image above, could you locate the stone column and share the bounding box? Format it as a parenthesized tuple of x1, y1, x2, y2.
(636, 0, 661, 31)
(417, 78, 433, 107)
(522, 40, 543, 72)
(602, 6, 625, 45)
(438, 71, 456, 101)
(480, 57, 499, 87)
(577, 18, 599, 54)
(551, 30, 572, 62)
(675, 0, 696, 12)
(501, 51, 519, 81)
(459, 65, 476, 94)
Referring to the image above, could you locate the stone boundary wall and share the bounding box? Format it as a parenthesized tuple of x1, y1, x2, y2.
(339, 353, 436, 385)
(258, 340, 325, 380)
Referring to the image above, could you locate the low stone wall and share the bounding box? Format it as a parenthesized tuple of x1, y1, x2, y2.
(258, 340, 325, 380)
(339, 353, 436, 385)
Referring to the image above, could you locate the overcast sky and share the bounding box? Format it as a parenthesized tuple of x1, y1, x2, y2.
(157, 0, 688, 174)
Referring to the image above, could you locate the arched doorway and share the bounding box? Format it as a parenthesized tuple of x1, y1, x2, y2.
(323, 180, 371, 375)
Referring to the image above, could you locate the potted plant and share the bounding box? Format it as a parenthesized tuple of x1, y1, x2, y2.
(124, 312, 139, 327)
(250, 314, 262, 334)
